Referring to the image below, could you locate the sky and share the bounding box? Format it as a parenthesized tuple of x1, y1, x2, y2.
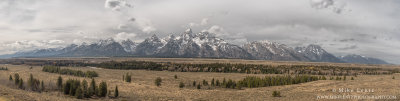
(0, 0, 399, 64)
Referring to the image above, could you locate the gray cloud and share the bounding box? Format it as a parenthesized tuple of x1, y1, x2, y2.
(338, 45, 358, 50)
(105, 0, 132, 11)
(0, 0, 399, 64)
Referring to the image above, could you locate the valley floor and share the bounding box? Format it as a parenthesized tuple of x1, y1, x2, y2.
(0, 64, 399, 101)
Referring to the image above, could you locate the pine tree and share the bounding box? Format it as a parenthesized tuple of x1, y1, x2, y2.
(89, 78, 96, 96)
(179, 82, 185, 88)
(351, 77, 354, 80)
(98, 81, 107, 97)
(9, 75, 12, 81)
(202, 79, 208, 86)
(57, 76, 63, 89)
(155, 77, 162, 86)
(216, 80, 220, 86)
(196, 83, 201, 89)
(174, 75, 178, 79)
(211, 78, 215, 86)
(75, 87, 83, 99)
(343, 76, 346, 81)
(14, 73, 20, 85)
(82, 80, 89, 98)
(41, 80, 45, 92)
(392, 76, 395, 79)
(222, 78, 226, 87)
(124, 73, 131, 83)
(114, 86, 119, 98)
(18, 78, 24, 89)
(192, 81, 196, 86)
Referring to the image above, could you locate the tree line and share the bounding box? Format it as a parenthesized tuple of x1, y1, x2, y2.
(179, 75, 327, 90)
(42, 66, 98, 78)
(93, 61, 393, 76)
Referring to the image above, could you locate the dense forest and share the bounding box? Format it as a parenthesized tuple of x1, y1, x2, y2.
(42, 66, 98, 78)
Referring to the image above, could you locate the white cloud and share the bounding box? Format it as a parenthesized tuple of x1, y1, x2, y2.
(0, 40, 66, 53)
(114, 32, 137, 41)
(200, 18, 209, 25)
(203, 25, 247, 45)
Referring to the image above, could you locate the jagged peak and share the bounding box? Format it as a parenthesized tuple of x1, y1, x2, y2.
(97, 38, 116, 46)
(121, 39, 135, 44)
(146, 34, 161, 42)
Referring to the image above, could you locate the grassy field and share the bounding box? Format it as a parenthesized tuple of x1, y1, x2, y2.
(0, 58, 400, 101)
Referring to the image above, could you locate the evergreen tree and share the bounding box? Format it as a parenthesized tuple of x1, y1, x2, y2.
(41, 80, 45, 92)
(57, 76, 63, 89)
(82, 80, 89, 98)
(216, 80, 220, 86)
(211, 78, 215, 86)
(9, 75, 12, 81)
(351, 77, 354, 80)
(155, 77, 162, 86)
(18, 78, 24, 89)
(14, 73, 20, 85)
(174, 75, 178, 79)
(75, 87, 83, 99)
(222, 78, 226, 87)
(124, 73, 131, 83)
(179, 82, 185, 88)
(114, 86, 119, 98)
(89, 78, 97, 96)
(343, 76, 346, 81)
(196, 83, 201, 89)
(392, 76, 395, 79)
(98, 81, 107, 97)
(202, 79, 208, 86)
(192, 81, 196, 86)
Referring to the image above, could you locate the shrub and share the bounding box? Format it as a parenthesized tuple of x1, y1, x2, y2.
(124, 73, 131, 83)
(192, 81, 196, 86)
(272, 91, 281, 97)
(202, 80, 208, 86)
(155, 77, 162, 86)
(196, 84, 201, 89)
(216, 80, 220, 86)
(179, 82, 185, 88)
(174, 75, 178, 79)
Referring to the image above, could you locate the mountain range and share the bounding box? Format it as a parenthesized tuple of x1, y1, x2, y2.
(0, 29, 389, 64)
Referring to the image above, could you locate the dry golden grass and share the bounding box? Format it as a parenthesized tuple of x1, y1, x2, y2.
(0, 58, 400, 101)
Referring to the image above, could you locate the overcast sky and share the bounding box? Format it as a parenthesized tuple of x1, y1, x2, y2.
(0, 0, 399, 63)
